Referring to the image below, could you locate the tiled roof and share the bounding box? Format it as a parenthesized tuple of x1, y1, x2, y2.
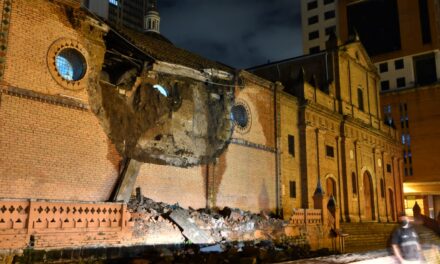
(110, 24, 234, 73)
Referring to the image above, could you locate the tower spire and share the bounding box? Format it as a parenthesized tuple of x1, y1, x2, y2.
(144, 0, 160, 33)
(147, 0, 158, 12)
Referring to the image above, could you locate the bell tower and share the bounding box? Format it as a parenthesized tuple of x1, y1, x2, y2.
(144, 0, 160, 33)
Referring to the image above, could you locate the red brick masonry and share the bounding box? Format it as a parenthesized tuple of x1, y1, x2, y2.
(0, 199, 134, 250)
(0, 198, 326, 251)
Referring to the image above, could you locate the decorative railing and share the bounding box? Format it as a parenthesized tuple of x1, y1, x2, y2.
(29, 201, 127, 230)
(0, 199, 133, 249)
(306, 209, 322, 225)
(0, 200, 29, 230)
(291, 209, 306, 225)
(290, 209, 322, 226)
(0, 199, 132, 231)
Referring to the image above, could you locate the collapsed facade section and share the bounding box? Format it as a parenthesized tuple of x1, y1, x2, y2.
(95, 26, 236, 167)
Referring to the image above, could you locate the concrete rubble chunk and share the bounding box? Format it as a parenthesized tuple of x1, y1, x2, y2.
(128, 196, 290, 245)
(169, 208, 216, 244)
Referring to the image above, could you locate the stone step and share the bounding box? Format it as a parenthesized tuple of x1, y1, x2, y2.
(340, 222, 440, 254)
(414, 224, 440, 244)
(340, 222, 398, 253)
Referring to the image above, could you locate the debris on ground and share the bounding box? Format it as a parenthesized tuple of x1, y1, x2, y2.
(125, 195, 318, 263)
(127, 195, 291, 244)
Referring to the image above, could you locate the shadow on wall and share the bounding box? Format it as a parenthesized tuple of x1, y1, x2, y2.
(106, 137, 122, 172)
(259, 179, 270, 213)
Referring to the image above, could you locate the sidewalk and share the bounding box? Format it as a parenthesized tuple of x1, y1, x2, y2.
(280, 244, 440, 264)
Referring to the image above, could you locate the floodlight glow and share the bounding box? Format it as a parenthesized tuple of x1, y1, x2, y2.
(153, 84, 168, 97)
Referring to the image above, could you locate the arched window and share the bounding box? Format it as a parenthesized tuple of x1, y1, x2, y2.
(357, 87, 364, 111)
(326, 177, 336, 197)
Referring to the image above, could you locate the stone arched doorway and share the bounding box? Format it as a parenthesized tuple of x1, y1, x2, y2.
(326, 177, 337, 217)
(389, 189, 395, 221)
(363, 171, 375, 221)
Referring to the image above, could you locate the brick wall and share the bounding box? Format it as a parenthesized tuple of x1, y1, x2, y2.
(0, 0, 119, 201)
(215, 145, 276, 213)
(4, 0, 90, 101)
(233, 75, 275, 148)
(135, 163, 206, 209)
(135, 73, 277, 213)
(280, 94, 301, 217)
(0, 94, 121, 201)
(136, 146, 276, 213)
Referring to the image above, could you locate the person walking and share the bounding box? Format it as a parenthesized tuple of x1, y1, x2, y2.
(391, 212, 423, 264)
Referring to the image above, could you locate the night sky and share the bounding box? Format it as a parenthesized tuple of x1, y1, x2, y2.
(158, 0, 302, 69)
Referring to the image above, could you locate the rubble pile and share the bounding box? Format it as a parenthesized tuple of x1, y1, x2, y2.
(122, 196, 319, 263)
(128, 196, 290, 244)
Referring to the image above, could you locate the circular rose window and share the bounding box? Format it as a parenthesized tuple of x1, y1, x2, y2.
(232, 104, 248, 128)
(231, 101, 251, 133)
(47, 38, 89, 90)
(55, 48, 87, 81)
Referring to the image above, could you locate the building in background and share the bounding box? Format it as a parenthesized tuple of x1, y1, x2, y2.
(83, 0, 159, 33)
(301, 0, 440, 219)
(300, 0, 338, 55)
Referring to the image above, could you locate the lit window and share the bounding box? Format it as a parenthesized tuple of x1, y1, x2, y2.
(55, 48, 86, 81)
(109, 0, 118, 6)
(401, 134, 406, 144)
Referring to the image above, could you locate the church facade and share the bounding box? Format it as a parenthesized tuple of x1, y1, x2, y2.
(249, 35, 404, 222)
(0, 0, 402, 228)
